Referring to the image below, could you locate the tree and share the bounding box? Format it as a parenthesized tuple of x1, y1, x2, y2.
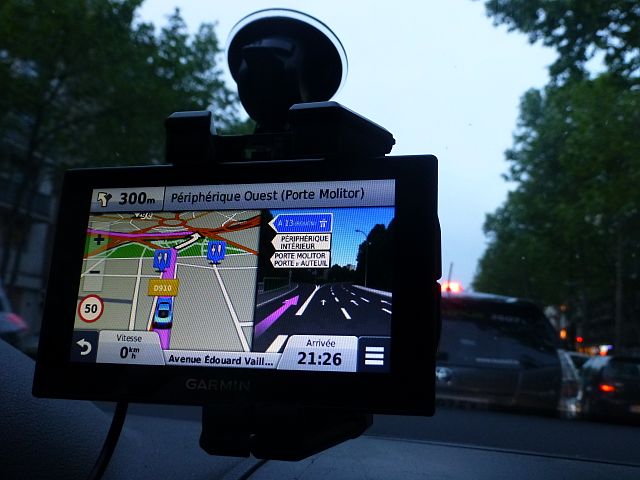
(473, 75, 640, 348)
(0, 0, 246, 287)
(483, 0, 640, 82)
(476, 1, 640, 348)
(356, 220, 395, 291)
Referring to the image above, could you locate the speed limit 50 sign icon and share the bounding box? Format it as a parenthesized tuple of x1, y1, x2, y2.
(78, 294, 104, 323)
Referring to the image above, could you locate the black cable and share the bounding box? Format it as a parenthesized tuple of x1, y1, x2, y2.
(87, 401, 129, 480)
(237, 458, 270, 480)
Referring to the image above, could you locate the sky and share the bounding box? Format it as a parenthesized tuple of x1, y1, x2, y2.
(138, 0, 557, 290)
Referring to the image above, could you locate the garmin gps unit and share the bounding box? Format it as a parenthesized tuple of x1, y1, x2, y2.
(33, 155, 439, 414)
(33, 10, 442, 445)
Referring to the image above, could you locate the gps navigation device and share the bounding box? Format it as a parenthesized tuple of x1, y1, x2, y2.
(33, 156, 439, 414)
(33, 9, 441, 463)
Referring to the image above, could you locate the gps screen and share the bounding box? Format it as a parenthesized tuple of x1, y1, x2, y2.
(71, 180, 394, 373)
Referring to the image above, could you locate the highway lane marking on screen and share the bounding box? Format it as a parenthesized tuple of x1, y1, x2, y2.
(266, 335, 289, 353)
(256, 284, 299, 308)
(295, 285, 321, 316)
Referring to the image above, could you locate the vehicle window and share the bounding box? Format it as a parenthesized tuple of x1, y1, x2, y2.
(439, 301, 559, 366)
(604, 360, 640, 380)
(2, 0, 639, 475)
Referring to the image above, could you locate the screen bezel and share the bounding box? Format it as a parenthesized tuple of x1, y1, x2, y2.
(33, 155, 440, 415)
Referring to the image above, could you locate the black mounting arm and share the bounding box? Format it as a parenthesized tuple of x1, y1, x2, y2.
(200, 404, 372, 461)
(165, 101, 395, 166)
(164, 9, 396, 462)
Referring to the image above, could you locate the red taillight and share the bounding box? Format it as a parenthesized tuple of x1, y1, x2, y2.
(598, 383, 616, 393)
(6, 313, 28, 330)
(441, 281, 463, 293)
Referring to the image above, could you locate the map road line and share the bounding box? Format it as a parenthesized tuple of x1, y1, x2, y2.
(87, 229, 194, 239)
(174, 232, 201, 251)
(147, 295, 158, 331)
(128, 256, 144, 330)
(212, 264, 250, 352)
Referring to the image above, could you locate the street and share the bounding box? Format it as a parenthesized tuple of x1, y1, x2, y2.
(253, 282, 392, 352)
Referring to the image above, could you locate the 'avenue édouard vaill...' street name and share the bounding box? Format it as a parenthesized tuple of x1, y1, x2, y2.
(165, 352, 280, 368)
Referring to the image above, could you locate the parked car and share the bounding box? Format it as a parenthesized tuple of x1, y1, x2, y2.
(437, 292, 579, 416)
(579, 355, 640, 423)
(568, 351, 590, 370)
(0, 284, 28, 349)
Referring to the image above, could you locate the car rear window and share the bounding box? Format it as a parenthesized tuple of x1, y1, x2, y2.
(604, 359, 640, 379)
(438, 299, 560, 367)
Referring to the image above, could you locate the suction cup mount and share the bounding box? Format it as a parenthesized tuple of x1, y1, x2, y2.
(165, 9, 394, 166)
(227, 9, 348, 132)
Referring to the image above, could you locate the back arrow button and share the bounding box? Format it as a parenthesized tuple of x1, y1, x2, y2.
(71, 330, 98, 363)
(77, 338, 92, 355)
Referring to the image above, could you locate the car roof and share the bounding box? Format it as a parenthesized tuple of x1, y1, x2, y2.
(441, 291, 537, 307)
(608, 355, 640, 363)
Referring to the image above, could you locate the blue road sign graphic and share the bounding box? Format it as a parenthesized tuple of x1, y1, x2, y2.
(271, 213, 332, 233)
(153, 249, 171, 272)
(207, 241, 226, 264)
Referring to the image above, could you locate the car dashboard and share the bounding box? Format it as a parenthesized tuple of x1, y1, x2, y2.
(2, 339, 639, 480)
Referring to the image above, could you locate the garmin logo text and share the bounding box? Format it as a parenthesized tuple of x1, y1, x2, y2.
(185, 378, 251, 392)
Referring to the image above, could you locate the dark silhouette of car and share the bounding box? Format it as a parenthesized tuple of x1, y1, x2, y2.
(0, 284, 28, 349)
(437, 292, 579, 416)
(578, 355, 640, 423)
(152, 300, 173, 329)
(568, 351, 590, 370)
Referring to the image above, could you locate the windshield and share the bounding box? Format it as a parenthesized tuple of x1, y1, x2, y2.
(2, 0, 639, 472)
